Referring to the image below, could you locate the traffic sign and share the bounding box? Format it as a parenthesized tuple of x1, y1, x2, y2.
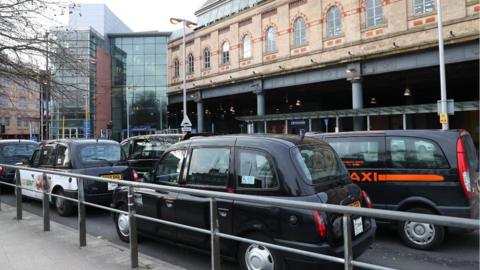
(181, 126, 192, 133)
(439, 113, 449, 125)
(180, 116, 192, 127)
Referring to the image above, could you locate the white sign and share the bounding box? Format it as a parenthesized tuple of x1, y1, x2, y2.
(181, 116, 192, 127)
(353, 217, 363, 236)
(181, 126, 192, 133)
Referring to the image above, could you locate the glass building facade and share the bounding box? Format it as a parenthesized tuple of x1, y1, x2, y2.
(110, 33, 169, 141)
(51, 29, 104, 139)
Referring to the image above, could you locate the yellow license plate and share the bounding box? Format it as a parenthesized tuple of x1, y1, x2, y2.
(101, 174, 122, 180)
(349, 201, 361, 208)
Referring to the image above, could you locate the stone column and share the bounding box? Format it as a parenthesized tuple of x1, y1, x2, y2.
(351, 78, 364, 131)
(193, 91, 204, 133)
(346, 63, 364, 131)
(251, 80, 265, 133)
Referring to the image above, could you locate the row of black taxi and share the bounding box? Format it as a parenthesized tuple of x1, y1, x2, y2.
(0, 129, 477, 270)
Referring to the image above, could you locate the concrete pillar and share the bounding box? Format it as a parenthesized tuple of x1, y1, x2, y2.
(351, 79, 364, 131)
(194, 91, 204, 133)
(256, 91, 265, 116)
(254, 90, 265, 133)
(196, 100, 204, 133)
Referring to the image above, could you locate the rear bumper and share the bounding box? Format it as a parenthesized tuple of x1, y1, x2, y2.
(63, 190, 113, 206)
(275, 219, 376, 268)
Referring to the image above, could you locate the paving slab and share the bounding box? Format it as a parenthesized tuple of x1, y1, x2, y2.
(0, 204, 186, 270)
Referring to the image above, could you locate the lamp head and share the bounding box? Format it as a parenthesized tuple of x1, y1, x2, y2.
(170, 18, 182, 25)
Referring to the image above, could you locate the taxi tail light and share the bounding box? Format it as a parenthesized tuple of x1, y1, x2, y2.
(0, 166, 3, 176)
(361, 190, 373, 208)
(313, 210, 327, 238)
(457, 137, 471, 200)
(131, 169, 140, 182)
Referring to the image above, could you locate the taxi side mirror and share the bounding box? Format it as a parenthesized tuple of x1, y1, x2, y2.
(143, 172, 152, 182)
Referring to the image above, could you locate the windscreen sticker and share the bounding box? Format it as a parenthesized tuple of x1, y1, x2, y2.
(241, 175, 255, 185)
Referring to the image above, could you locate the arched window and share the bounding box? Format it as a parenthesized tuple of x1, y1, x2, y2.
(173, 58, 179, 77)
(265, 27, 276, 53)
(187, 53, 194, 74)
(242, 35, 252, 59)
(293, 17, 306, 47)
(366, 0, 383, 27)
(327, 6, 342, 37)
(203, 48, 210, 69)
(222, 42, 230, 64)
(413, 0, 434, 15)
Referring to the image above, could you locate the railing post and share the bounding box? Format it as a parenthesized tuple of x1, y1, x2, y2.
(77, 178, 86, 247)
(343, 215, 353, 270)
(210, 197, 221, 270)
(15, 170, 22, 220)
(0, 180, 2, 212)
(42, 172, 50, 231)
(128, 185, 138, 268)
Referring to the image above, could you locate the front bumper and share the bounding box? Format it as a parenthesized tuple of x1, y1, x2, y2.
(276, 219, 376, 269)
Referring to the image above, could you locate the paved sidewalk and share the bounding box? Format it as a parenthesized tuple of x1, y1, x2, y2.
(0, 204, 185, 270)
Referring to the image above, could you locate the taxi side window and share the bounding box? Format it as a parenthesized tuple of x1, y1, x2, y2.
(155, 149, 186, 184)
(237, 149, 278, 189)
(39, 146, 57, 167)
(326, 137, 384, 168)
(121, 142, 130, 158)
(186, 148, 230, 187)
(56, 145, 70, 167)
(31, 150, 41, 167)
(387, 137, 449, 169)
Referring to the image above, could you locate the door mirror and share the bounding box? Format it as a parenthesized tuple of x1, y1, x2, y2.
(21, 158, 31, 165)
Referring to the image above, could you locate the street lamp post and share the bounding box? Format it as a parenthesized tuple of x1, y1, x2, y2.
(170, 17, 197, 133)
(436, 0, 449, 130)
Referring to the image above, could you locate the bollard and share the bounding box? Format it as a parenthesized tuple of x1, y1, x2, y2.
(343, 215, 353, 270)
(78, 178, 86, 247)
(210, 198, 221, 270)
(15, 170, 22, 220)
(128, 186, 138, 268)
(42, 173, 50, 231)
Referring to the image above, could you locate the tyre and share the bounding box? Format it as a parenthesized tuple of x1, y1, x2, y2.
(54, 188, 75, 217)
(398, 207, 445, 250)
(237, 233, 287, 270)
(115, 204, 130, 242)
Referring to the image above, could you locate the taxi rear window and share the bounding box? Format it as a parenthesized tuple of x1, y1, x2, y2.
(79, 144, 123, 166)
(291, 144, 350, 186)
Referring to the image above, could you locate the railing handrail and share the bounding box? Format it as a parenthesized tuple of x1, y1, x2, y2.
(3, 163, 478, 230)
(1, 163, 479, 270)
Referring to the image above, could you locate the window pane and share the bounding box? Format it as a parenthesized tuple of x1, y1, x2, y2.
(328, 138, 382, 168)
(388, 137, 449, 169)
(237, 150, 277, 189)
(155, 150, 186, 183)
(187, 148, 230, 186)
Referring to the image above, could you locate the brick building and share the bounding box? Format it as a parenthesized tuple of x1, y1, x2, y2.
(167, 0, 479, 142)
(0, 78, 40, 139)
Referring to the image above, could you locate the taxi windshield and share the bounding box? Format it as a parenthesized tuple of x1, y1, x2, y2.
(292, 144, 350, 186)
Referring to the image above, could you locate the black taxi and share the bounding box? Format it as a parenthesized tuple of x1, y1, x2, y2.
(309, 130, 479, 250)
(112, 135, 376, 269)
(17, 139, 136, 216)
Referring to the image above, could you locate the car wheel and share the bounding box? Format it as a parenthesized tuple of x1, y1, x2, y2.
(54, 188, 74, 217)
(398, 207, 445, 250)
(115, 204, 130, 242)
(237, 233, 287, 270)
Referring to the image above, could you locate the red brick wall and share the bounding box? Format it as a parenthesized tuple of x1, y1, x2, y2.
(95, 47, 112, 138)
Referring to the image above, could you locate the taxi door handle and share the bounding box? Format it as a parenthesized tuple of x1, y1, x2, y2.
(218, 208, 229, 218)
(165, 199, 174, 208)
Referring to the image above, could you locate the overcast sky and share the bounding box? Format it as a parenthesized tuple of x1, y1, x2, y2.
(63, 0, 202, 31)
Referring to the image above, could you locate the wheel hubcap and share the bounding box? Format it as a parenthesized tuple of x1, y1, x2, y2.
(245, 244, 274, 270)
(56, 197, 64, 211)
(117, 213, 130, 237)
(404, 221, 435, 245)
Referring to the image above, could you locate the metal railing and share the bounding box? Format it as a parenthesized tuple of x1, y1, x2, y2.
(0, 164, 478, 270)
